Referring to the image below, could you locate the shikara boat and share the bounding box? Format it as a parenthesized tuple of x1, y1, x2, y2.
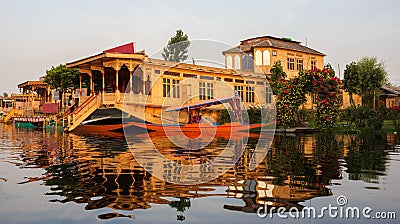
(128, 95, 275, 134)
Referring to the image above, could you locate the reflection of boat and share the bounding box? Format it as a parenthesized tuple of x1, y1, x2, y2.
(129, 95, 275, 133)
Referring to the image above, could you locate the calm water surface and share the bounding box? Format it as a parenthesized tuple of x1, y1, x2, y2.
(0, 123, 399, 223)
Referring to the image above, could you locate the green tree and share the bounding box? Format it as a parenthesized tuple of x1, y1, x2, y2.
(44, 64, 79, 90)
(269, 61, 287, 94)
(344, 57, 388, 109)
(3, 92, 8, 97)
(162, 29, 190, 62)
(44, 64, 79, 106)
(358, 57, 388, 109)
(343, 62, 361, 106)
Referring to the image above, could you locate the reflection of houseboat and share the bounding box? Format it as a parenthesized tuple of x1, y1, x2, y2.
(224, 178, 331, 214)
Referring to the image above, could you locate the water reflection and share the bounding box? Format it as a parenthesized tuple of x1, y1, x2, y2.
(0, 123, 397, 222)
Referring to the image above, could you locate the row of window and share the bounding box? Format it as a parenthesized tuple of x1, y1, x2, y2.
(163, 78, 259, 103)
(287, 58, 317, 71)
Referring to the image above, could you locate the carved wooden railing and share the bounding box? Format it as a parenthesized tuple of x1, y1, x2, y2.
(67, 94, 101, 131)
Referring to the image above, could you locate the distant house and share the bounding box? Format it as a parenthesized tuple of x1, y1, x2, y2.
(381, 85, 400, 108)
(0, 96, 14, 113)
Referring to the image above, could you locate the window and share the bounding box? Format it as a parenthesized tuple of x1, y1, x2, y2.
(235, 85, 244, 100)
(200, 75, 214, 80)
(263, 50, 271, 65)
(155, 70, 160, 74)
(311, 94, 317, 104)
(246, 80, 255, 84)
(226, 55, 233, 69)
(234, 55, 240, 69)
(296, 59, 303, 71)
(311, 61, 317, 70)
(163, 78, 180, 98)
(224, 78, 233, 82)
(164, 71, 180, 77)
(246, 86, 255, 103)
(242, 54, 248, 70)
(287, 58, 295, 70)
(257, 81, 265, 85)
(235, 79, 244, 83)
(172, 79, 180, 98)
(163, 78, 170, 97)
(183, 73, 197, 78)
(266, 86, 273, 104)
(199, 82, 214, 100)
(272, 50, 277, 56)
(242, 54, 254, 70)
(255, 50, 262, 66)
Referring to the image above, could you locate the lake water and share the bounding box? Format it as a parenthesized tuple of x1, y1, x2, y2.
(0, 123, 399, 223)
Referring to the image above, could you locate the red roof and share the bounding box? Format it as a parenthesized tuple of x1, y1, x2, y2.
(103, 42, 135, 54)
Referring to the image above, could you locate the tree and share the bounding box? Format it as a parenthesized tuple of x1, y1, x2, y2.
(358, 57, 388, 109)
(343, 62, 361, 105)
(343, 57, 388, 109)
(3, 92, 8, 97)
(45, 64, 79, 90)
(162, 29, 190, 62)
(44, 64, 79, 106)
(269, 61, 287, 94)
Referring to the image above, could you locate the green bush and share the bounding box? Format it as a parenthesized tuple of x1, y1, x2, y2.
(386, 109, 400, 130)
(340, 106, 385, 132)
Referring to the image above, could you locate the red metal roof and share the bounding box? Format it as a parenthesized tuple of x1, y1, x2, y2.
(103, 42, 135, 54)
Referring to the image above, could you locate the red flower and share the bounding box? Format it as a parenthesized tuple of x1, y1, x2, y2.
(285, 90, 289, 94)
(289, 85, 292, 89)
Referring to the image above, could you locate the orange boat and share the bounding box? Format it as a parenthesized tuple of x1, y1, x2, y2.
(127, 95, 275, 136)
(129, 121, 273, 133)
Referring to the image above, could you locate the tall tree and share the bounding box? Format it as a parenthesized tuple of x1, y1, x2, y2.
(3, 92, 8, 97)
(358, 57, 388, 109)
(343, 57, 388, 108)
(343, 62, 361, 105)
(162, 29, 190, 62)
(269, 61, 287, 94)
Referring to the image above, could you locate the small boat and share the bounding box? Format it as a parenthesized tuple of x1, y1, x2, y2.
(130, 121, 272, 133)
(13, 116, 46, 129)
(128, 95, 275, 134)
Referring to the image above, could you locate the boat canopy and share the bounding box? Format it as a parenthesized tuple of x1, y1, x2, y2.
(165, 96, 237, 112)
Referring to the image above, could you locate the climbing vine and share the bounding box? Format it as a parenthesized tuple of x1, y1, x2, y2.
(271, 63, 342, 128)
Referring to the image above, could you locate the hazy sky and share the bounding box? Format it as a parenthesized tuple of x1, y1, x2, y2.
(0, 0, 399, 94)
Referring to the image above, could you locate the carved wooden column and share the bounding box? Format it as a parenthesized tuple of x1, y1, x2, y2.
(116, 66, 120, 103)
(90, 65, 105, 103)
(90, 72, 94, 96)
(79, 74, 82, 104)
(102, 73, 105, 102)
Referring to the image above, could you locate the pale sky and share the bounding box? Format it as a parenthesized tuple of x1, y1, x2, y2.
(0, 0, 399, 94)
